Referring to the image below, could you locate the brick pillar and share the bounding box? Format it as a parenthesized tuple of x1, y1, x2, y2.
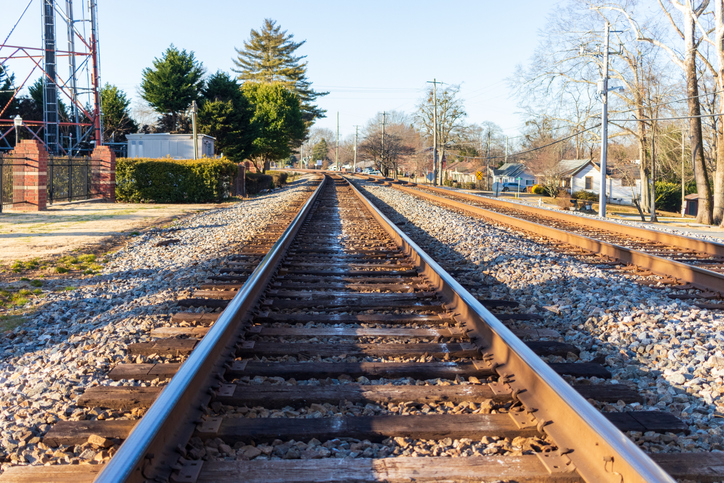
(236, 164, 246, 197)
(91, 145, 116, 202)
(10, 140, 48, 211)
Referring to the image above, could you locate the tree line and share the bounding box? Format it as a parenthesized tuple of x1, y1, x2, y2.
(509, 0, 724, 226)
(1, 19, 324, 173)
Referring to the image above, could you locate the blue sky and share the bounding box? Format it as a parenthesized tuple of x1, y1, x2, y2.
(1, 0, 563, 139)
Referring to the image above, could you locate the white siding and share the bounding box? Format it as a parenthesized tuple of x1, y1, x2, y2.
(570, 164, 641, 205)
(126, 134, 216, 159)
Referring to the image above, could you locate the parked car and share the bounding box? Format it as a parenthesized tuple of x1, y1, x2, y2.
(501, 182, 526, 192)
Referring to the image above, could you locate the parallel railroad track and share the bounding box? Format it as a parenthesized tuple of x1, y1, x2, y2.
(356, 175, 724, 298)
(3, 174, 721, 482)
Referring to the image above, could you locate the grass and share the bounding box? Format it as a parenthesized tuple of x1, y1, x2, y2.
(0, 314, 26, 333)
(0, 288, 42, 308)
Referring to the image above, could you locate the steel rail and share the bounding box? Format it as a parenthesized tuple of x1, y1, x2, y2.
(94, 175, 327, 483)
(402, 183, 724, 257)
(346, 175, 674, 482)
(383, 182, 724, 292)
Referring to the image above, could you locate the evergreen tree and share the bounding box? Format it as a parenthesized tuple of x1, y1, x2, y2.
(141, 45, 205, 132)
(198, 71, 255, 162)
(312, 138, 329, 165)
(28, 78, 69, 121)
(242, 82, 305, 173)
(101, 84, 137, 143)
(233, 19, 327, 124)
(0, 66, 15, 117)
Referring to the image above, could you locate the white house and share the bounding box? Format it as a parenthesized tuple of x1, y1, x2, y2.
(126, 133, 215, 159)
(488, 163, 537, 191)
(556, 159, 641, 205)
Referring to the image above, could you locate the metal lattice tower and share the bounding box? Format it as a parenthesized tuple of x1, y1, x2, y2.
(42, 0, 60, 153)
(0, 0, 103, 155)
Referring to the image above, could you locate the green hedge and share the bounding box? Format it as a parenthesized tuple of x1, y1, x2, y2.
(572, 190, 598, 201)
(243, 170, 289, 195)
(116, 157, 238, 203)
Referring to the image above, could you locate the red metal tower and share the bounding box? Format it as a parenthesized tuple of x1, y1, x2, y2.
(0, 0, 103, 155)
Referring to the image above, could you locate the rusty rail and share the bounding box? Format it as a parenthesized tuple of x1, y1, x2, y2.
(367, 179, 724, 293)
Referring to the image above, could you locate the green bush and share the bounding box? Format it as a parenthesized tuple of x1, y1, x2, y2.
(463, 182, 476, 190)
(655, 181, 682, 213)
(116, 157, 238, 203)
(245, 172, 273, 194)
(572, 190, 598, 201)
(531, 184, 544, 195)
(267, 170, 288, 188)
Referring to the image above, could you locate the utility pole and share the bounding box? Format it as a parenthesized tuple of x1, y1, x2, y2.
(486, 129, 491, 191)
(681, 125, 686, 217)
(381, 111, 386, 175)
(336, 112, 340, 171)
(427, 79, 442, 186)
(190, 101, 198, 159)
(504, 136, 508, 164)
(353, 125, 359, 173)
(650, 119, 658, 222)
(598, 21, 611, 218)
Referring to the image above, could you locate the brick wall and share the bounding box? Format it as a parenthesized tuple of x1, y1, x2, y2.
(91, 145, 116, 202)
(9, 140, 47, 211)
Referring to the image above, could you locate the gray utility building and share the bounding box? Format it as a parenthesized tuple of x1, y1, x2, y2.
(126, 133, 215, 159)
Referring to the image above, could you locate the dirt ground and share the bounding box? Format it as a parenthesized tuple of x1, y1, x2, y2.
(0, 199, 234, 264)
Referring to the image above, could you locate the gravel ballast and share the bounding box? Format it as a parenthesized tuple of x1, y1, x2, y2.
(0, 177, 318, 470)
(354, 179, 724, 455)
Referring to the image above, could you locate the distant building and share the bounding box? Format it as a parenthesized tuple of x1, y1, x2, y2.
(488, 163, 537, 191)
(126, 133, 215, 159)
(554, 159, 642, 205)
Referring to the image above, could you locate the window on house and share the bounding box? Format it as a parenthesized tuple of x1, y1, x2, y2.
(621, 177, 634, 187)
(526, 179, 534, 186)
(585, 176, 593, 190)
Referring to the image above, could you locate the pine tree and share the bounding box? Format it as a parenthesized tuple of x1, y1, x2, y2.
(0, 66, 15, 117)
(101, 84, 137, 143)
(141, 45, 205, 132)
(198, 71, 255, 162)
(242, 82, 305, 173)
(233, 19, 327, 124)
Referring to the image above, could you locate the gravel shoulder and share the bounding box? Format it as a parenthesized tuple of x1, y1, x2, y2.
(354, 179, 724, 455)
(0, 176, 317, 470)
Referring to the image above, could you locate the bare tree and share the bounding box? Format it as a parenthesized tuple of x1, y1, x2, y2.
(613, 0, 713, 224)
(359, 112, 416, 176)
(415, 85, 467, 185)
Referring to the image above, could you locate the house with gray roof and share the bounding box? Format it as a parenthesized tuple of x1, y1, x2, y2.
(488, 163, 537, 191)
(553, 159, 642, 205)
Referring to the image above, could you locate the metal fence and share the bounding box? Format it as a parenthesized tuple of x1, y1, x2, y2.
(0, 156, 20, 213)
(47, 156, 94, 204)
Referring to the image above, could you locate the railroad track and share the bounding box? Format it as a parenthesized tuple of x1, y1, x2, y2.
(3, 174, 721, 482)
(356, 174, 724, 298)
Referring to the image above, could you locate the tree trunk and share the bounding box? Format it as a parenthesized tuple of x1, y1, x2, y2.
(684, 8, 713, 224)
(638, 121, 650, 213)
(716, 0, 724, 225)
(715, 126, 724, 224)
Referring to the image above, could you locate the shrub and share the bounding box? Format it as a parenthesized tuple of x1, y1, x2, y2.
(572, 190, 598, 201)
(116, 157, 238, 203)
(267, 170, 288, 188)
(655, 181, 682, 213)
(245, 173, 273, 194)
(531, 184, 544, 195)
(463, 182, 476, 190)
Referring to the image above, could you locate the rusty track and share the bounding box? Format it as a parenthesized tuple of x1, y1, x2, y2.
(359, 176, 724, 294)
(5, 174, 722, 482)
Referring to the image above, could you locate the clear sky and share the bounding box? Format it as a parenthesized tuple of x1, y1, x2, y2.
(1, 0, 563, 140)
